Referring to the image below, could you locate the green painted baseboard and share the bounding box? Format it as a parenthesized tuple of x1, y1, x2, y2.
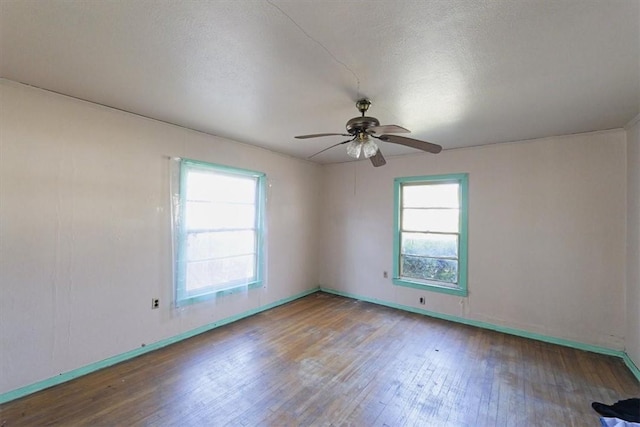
(320, 287, 640, 383)
(622, 353, 640, 381)
(0, 287, 320, 405)
(3, 285, 637, 405)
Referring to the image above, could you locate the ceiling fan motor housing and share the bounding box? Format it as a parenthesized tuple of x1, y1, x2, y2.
(346, 116, 380, 134)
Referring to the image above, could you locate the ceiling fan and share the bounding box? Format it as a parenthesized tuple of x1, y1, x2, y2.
(295, 99, 442, 167)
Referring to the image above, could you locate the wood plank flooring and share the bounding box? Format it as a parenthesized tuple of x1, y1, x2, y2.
(1, 292, 638, 426)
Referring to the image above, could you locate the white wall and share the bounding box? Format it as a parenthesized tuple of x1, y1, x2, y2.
(1, 77, 635, 397)
(320, 130, 628, 350)
(0, 80, 322, 395)
(626, 116, 640, 368)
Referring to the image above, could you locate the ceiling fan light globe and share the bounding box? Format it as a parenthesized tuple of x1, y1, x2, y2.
(362, 140, 379, 158)
(346, 140, 362, 159)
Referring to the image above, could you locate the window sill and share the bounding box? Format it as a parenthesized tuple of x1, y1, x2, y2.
(393, 278, 467, 297)
(177, 281, 263, 307)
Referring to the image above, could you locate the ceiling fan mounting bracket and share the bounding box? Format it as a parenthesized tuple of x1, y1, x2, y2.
(355, 98, 371, 116)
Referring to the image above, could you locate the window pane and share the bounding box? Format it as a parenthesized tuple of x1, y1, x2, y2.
(402, 208, 459, 232)
(401, 255, 458, 284)
(187, 230, 255, 261)
(401, 233, 458, 258)
(176, 160, 265, 304)
(403, 183, 459, 208)
(186, 254, 255, 292)
(186, 171, 257, 204)
(185, 201, 256, 230)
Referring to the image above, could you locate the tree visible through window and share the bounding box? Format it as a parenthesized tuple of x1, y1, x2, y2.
(174, 159, 265, 305)
(393, 173, 468, 296)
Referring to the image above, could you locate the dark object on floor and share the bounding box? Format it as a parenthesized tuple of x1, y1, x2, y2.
(592, 398, 640, 422)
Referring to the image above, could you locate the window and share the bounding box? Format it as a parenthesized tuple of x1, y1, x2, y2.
(393, 173, 468, 296)
(174, 159, 265, 305)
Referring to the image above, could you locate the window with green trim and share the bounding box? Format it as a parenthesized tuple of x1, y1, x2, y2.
(175, 159, 265, 305)
(393, 173, 468, 296)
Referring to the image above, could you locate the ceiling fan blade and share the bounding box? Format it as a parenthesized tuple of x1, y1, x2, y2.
(295, 133, 351, 139)
(378, 134, 442, 154)
(367, 125, 410, 135)
(307, 137, 355, 159)
(369, 149, 387, 167)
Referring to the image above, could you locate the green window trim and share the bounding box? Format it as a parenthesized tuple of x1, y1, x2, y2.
(393, 173, 468, 296)
(174, 159, 266, 306)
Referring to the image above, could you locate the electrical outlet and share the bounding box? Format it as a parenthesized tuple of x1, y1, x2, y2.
(419, 297, 425, 305)
(151, 298, 159, 309)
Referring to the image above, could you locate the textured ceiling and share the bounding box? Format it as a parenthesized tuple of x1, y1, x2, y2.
(1, 0, 638, 164)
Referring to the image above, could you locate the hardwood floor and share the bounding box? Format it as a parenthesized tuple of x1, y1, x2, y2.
(1, 292, 638, 426)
